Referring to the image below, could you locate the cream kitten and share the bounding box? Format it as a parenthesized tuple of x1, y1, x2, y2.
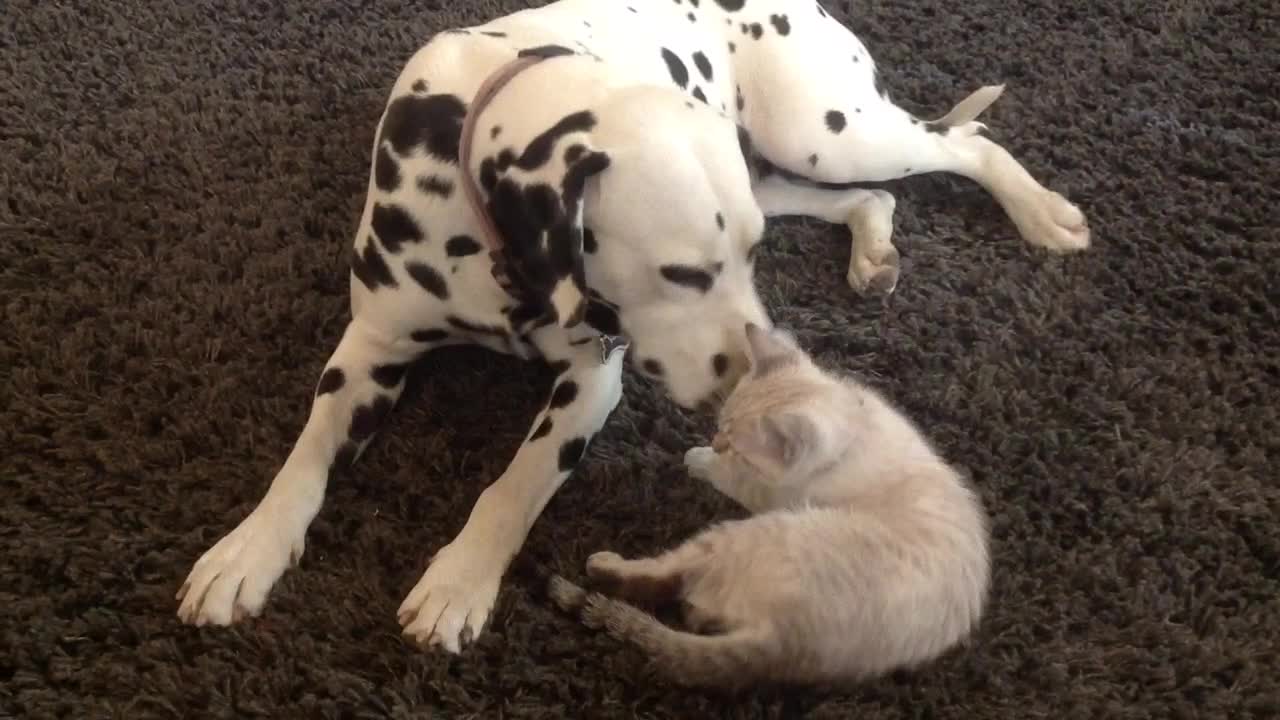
(548, 323, 991, 690)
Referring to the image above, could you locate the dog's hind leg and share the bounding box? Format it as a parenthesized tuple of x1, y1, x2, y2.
(752, 174, 899, 295)
(177, 317, 442, 626)
(738, 18, 1089, 259)
(397, 331, 627, 653)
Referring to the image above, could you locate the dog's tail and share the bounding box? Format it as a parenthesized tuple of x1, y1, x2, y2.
(925, 84, 1006, 130)
(548, 574, 774, 690)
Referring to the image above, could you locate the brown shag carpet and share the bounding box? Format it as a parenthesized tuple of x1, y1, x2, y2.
(3, 0, 1278, 717)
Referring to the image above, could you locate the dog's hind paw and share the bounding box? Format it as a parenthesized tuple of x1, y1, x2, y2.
(847, 246, 901, 296)
(1011, 190, 1090, 253)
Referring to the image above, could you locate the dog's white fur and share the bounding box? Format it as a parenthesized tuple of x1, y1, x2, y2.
(176, 0, 1088, 653)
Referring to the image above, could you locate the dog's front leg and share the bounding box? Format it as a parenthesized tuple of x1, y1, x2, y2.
(177, 318, 427, 625)
(398, 334, 627, 653)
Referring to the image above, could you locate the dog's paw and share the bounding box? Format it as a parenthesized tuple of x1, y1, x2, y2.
(1013, 190, 1090, 253)
(684, 446, 716, 479)
(176, 510, 304, 626)
(398, 540, 501, 653)
(847, 246, 901, 296)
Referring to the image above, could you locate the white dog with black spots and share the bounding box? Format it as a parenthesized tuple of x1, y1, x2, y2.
(177, 0, 1089, 653)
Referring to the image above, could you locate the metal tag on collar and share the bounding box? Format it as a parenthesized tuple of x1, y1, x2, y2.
(598, 334, 629, 363)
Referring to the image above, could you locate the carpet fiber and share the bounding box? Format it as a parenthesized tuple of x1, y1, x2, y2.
(3, 0, 1278, 717)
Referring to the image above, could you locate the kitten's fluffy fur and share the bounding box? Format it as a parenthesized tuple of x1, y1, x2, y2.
(549, 324, 991, 690)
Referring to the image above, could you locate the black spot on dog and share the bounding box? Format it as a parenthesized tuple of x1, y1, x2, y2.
(446, 235, 483, 257)
(549, 380, 579, 409)
(825, 110, 847, 134)
(491, 125, 502, 139)
(350, 242, 397, 291)
(566, 144, 592, 166)
(728, 41, 736, 53)
(769, 14, 791, 35)
(583, 228, 598, 254)
(349, 395, 394, 442)
(529, 417, 554, 441)
(371, 203, 424, 253)
(924, 120, 949, 134)
(416, 174, 454, 198)
(583, 20, 591, 27)
(518, 44, 576, 59)
(558, 437, 588, 472)
(712, 353, 730, 377)
(371, 363, 408, 389)
(585, 300, 621, 336)
(562, 150, 611, 208)
(660, 48, 690, 89)
(716, 212, 725, 230)
(411, 79, 428, 93)
(381, 94, 467, 163)
(692, 86, 708, 104)
(411, 328, 449, 343)
(375, 145, 400, 192)
(715, 0, 746, 10)
(316, 368, 345, 396)
(808, 153, 819, 167)
(736, 85, 745, 111)
(525, 183, 563, 229)
(406, 261, 449, 300)
(642, 359, 665, 376)
(447, 315, 510, 338)
(660, 264, 715, 293)
(852, 53, 860, 63)
(749, 23, 763, 39)
(628, 5, 637, 12)
(479, 158, 499, 192)
(688, 11, 696, 22)
(516, 111, 597, 171)
(481, 30, 507, 37)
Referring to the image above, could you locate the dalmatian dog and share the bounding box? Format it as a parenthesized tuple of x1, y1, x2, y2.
(176, 0, 1089, 652)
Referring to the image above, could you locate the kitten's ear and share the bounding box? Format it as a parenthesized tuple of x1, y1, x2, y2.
(736, 412, 823, 471)
(744, 323, 800, 376)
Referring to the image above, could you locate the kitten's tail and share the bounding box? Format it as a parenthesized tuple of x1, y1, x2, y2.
(548, 574, 773, 690)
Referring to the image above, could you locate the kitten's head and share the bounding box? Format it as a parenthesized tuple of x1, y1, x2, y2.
(710, 324, 848, 482)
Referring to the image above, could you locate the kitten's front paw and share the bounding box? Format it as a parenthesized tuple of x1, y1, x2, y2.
(684, 446, 716, 480)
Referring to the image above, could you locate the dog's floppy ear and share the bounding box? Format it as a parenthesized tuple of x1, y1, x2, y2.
(547, 148, 611, 328)
(486, 145, 611, 330)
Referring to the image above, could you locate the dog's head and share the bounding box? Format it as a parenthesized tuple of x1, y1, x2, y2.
(577, 104, 772, 411)
(476, 70, 771, 411)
